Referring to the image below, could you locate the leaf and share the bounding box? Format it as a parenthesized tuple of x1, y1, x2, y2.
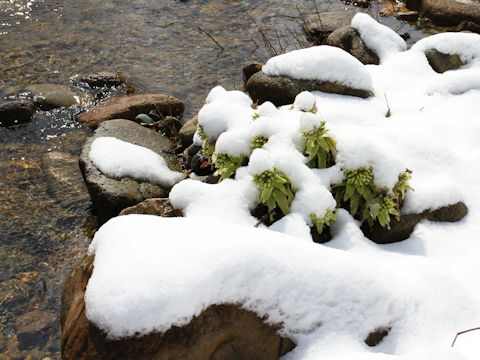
(344, 183, 356, 201)
(273, 189, 290, 215)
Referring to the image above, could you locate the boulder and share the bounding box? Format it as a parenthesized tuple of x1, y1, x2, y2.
(0, 99, 37, 126)
(303, 12, 355, 44)
(79, 119, 183, 223)
(406, 0, 480, 26)
(61, 255, 295, 360)
(425, 49, 463, 73)
(178, 115, 198, 148)
(25, 84, 78, 110)
(326, 26, 380, 65)
(119, 198, 183, 217)
(361, 201, 468, 244)
(246, 71, 373, 106)
(77, 94, 185, 129)
(76, 72, 125, 88)
(243, 62, 263, 83)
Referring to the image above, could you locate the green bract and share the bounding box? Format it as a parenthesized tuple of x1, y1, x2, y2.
(197, 125, 215, 159)
(311, 208, 336, 234)
(213, 153, 245, 181)
(301, 121, 336, 168)
(251, 135, 268, 150)
(332, 167, 412, 229)
(253, 167, 295, 216)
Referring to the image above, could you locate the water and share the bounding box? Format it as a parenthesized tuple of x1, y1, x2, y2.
(0, 0, 437, 358)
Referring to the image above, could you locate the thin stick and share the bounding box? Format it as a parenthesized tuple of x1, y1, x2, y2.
(451, 327, 480, 347)
(197, 26, 224, 54)
(384, 93, 391, 118)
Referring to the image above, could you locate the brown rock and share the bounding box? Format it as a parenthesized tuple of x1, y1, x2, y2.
(25, 83, 78, 110)
(365, 326, 391, 347)
(179, 115, 198, 148)
(326, 26, 380, 65)
(61, 255, 295, 360)
(15, 310, 57, 350)
(407, 0, 480, 26)
(426, 49, 463, 73)
(243, 62, 263, 83)
(119, 198, 183, 217)
(303, 12, 356, 45)
(77, 94, 185, 129)
(0, 99, 37, 126)
(76, 72, 125, 88)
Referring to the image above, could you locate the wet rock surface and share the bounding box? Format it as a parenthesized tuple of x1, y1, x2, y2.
(0, 99, 37, 127)
(326, 26, 380, 65)
(77, 94, 185, 129)
(15, 310, 57, 350)
(79, 119, 183, 223)
(76, 72, 125, 88)
(406, 0, 480, 26)
(61, 255, 295, 360)
(246, 71, 373, 106)
(303, 11, 355, 44)
(178, 115, 198, 148)
(24, 84, 78, 110)
(425, 49, 463, 73)
(119, 198, 183, 217)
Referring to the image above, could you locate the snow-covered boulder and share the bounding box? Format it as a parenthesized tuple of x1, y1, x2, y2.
(79, 119, 184, 223)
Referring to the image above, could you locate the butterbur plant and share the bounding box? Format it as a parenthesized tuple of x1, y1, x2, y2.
(197, 125, 215, 159)
(251, 135, 268, 150)
(301, 120, 336, 169)
(253, 167, 295, 218)
(213, 153, 245, 181)
(311, 208, 336, 234)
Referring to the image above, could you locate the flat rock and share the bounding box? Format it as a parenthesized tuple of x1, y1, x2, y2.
(79, 119, 183, 223)
(15, 310, 56, 350)
(178, 115, 198, 148)
(76, 72, 125, 88)
(406, 0, 480, 26)
(0, 99, 36, 126)
(303, 12, 356, 44)
(246, 71, 373, 106)
(119, 198, 183, 217)
(77, 94, 185, 129)
(25, 84, 78, 110)
(326, 25, 380, 65)
(61, 255, 295, 360)
(361, 201, 468, 244)
(426, 49, 463, 73)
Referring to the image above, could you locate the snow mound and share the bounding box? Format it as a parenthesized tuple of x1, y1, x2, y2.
(262, 46, 373, 91)
(351, 13, 407, 61)
(89, 137, 184, 187)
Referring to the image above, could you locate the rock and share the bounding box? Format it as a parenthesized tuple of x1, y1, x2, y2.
(396, 10, 419, 21)
(246, 71, 373, 106)
(326, 26, 380, 65)
(456, 20, 480, 34)
(76, 72, 125, 88)
(134, 113, 155, 124)
(79, 119, 183, 223)
(191, 150, 215, 176)
(0, 99, 37, 126)
(243, 62, 263, 83)
(182, 143, 202, 169)
(425, 49, 463, 73)
(25, 84, 78, 110)
(365, 326, 391, 347)
(406, 0, 480, 26)
(15, 311, 57, 350)
(77, 94, 185, 129)
(61, 255, 295, 360)
(119, 198, 183, 217)
(352, 0, 371, 8)
(178, 115, 198, 148)
(361, 202, 468, 244)
(156, 116, 182, 138)
(303, 12, 355, 44)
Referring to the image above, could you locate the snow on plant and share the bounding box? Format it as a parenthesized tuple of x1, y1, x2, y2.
(251, 135, 269, 149)
(212, 153, 245, 181)
(300, 112, 336, 169)
(311, 208, 336, 234)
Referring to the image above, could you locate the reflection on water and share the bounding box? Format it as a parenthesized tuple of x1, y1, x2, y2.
(0, 0, 435, 358)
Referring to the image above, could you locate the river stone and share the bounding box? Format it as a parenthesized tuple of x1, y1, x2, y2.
(303, 12, 356, 44)
(15, 310, 57, 350)
(178, 115, 198, 148)
(134, 113, 155, 124)
(77, 94, 185, 129)
(456, 20, 480, 33)
(76, 72, 125, 88)
(425, 49, 463, 73)
(25, 84, 78, 110)
(243, 62, 263, 83)
(119, 198, 182, 217)
(406, 0, 480, 26)
(0, 99, 37, 126)
(79, 119, 183, 223)
(361, 201, 468, 244)
(61, 255, 295, 360)
(326, 26, 380, 65)
(246, 71, 373, 106)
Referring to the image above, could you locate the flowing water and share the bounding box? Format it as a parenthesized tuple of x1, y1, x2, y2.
(0, 0, 437, 358)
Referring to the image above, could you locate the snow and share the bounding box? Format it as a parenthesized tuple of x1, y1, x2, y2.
(89, 137, 184, 187)
(85, 20, 480, 360)
(351, 13, 407, 61)
(262, 45, 373, 92)
(294, 91, 317, 112)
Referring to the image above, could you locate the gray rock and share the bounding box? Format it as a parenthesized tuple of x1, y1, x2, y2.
(303, 12, 355, 44)
(134, 113, 155, 124)
(79, 119, 184, 223)
(326, 26, 380, 65)
(426, 49, 463, 73)
(0, 99, 36, 126)
(246, 71, 373, 106)
(25, 84, 78, 110)
(361, 201, 468, 244)
(406, 0, 480, 26)
(76, 72, 125, 88)
(182, 143, 202, 169)
(179, 115, 198, 148)
(456, 20, 480, 34)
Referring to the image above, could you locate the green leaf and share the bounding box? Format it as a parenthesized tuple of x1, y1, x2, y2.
(344, 183, 356, 201)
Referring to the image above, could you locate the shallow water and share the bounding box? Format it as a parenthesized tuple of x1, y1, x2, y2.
(0, 0, 436, 358)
